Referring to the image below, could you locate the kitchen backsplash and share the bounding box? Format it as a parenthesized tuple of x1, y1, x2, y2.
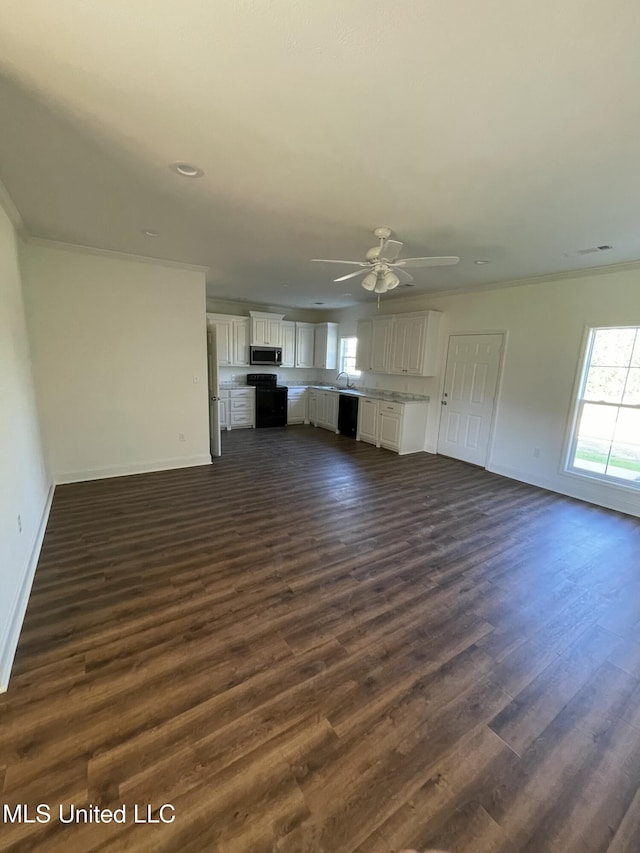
(218, 366, 433, 395)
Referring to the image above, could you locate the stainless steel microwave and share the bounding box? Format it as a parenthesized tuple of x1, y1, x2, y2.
(249, 346, 282, 366)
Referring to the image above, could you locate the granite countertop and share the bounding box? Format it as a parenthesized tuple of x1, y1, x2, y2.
(305, 384, 430, 404)
(219, 381, 429, 403)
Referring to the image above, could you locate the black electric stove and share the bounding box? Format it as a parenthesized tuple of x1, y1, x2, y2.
(246, 374, 288, 428)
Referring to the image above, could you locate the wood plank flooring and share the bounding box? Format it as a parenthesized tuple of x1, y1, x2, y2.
(1, 425, 640, 852)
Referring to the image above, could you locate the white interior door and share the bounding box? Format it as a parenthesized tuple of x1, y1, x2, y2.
(437, 334, 503, 466)
(207, 326, 221, 458)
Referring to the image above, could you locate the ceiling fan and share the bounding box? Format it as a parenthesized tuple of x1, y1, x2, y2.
(311, 227, 460, 294)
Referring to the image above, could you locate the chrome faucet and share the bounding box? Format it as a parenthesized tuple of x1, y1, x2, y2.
(336, 371, 354, 389)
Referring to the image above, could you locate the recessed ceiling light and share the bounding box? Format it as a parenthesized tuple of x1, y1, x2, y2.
(474, 259, 491, 265)
(343, 293, 352, 297)
(143, 229, 159, 237)
(170, 162, 204, 178)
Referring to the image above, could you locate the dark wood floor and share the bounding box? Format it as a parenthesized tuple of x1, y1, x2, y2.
(2, 426, 640, 852)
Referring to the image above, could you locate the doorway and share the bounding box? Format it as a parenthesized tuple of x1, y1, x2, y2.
(207, 325, 221, 458)
(437, 333, 503, 466)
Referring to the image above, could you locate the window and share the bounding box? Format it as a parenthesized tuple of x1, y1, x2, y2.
(338, 337, 361, 377)
(567, 327, 640, 488)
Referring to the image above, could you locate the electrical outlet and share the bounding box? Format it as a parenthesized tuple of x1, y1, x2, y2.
(533, 447, 541, 458)
(17, 514, 22, 533)
(179, 432, 185, 442)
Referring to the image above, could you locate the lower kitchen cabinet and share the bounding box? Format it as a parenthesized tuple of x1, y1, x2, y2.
(219, 392, 229, 430)
(378, 402, 403, 451)
(357, 397, 379, 445)
(287, 387, 308, 424)
(357, 398, 428, 454)
(309, 389, 339, 432)
(220, 388, 255, 430)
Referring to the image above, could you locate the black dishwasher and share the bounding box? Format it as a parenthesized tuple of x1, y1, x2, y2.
(338, 394, 359, 438)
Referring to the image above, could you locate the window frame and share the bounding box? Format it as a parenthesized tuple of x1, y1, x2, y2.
(564, 325, 640, 492)
(338, 336, 361, 378)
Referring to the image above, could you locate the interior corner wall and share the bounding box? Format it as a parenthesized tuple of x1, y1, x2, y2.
(0, 205, 51, 691)
(336, 267, 640, 517)
(22, 243, 211, 483)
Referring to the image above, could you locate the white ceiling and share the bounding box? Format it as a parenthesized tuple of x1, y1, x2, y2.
(1, 0, 639, 309)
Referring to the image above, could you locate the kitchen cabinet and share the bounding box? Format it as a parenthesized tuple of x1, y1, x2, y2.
(232, 318, 250, 366)
(295, 323, 315, 368)
(355, 311, 441, 376)
(371, 318, 393, 373)
(219, 391, 230, 430)
(309, 388, 338, 432)
(356, 318, 393, 374)
(389, 311, 441, 376)
(313, 322, 339, 370)
(209, 317, 233, 366)
(389, 316, 425, 375)
(357, 397, 429, 454)
(281, 321, 296, 368)
(355, 319, 372, 372)
(207, 314, 250, 367)
(308, 388, 318, 425)
(250, 311, 285, 347)
(287, 387, 308, 424)
(378, 402, 403, 451)
(228, 388, 255, 429)
(357, 397, 379, 445)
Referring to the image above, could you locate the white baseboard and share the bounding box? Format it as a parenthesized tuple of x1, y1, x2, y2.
(55, 454, 212, 485)
(488, 463, 640, 518)
(0, 482, 55, 693)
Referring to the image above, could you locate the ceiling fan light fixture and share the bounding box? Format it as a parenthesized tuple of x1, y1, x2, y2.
(362, 272, 377, 291)
(374, 277, 388, 294)
(383, 270, 400, 290)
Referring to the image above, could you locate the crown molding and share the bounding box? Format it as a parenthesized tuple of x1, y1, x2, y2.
(24, 235, 210, 274)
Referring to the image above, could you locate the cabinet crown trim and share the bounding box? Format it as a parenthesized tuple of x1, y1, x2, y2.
(249, 311, 286, 321)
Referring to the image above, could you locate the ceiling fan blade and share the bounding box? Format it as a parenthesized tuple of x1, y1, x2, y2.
(378, 239, 403, 263)
(311, 258, 367, 266)
(394, 268, 414, 284)
(393, 256, 460, 268)
(333, 269, 369, 282)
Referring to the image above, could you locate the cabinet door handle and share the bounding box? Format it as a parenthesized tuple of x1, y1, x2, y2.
(441, 400, 447, 405)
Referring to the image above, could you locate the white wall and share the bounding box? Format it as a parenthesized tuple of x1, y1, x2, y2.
(22, 243, 211, 483)
(338, 267, 640, 517)
(0, 201, 51, 690)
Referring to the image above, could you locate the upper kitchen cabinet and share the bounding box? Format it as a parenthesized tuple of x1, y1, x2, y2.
(281, 321, 296, 368)
(314, 322, 339, 370)
(295, 322, 315, 368)
(355, 319, 372, 372)
(249, 311, 285, 347)
(357, 317, 393, 373)
(207, 313, 250, 367)
(389, 311, 441, 376)
(356, 311, 440, 376)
